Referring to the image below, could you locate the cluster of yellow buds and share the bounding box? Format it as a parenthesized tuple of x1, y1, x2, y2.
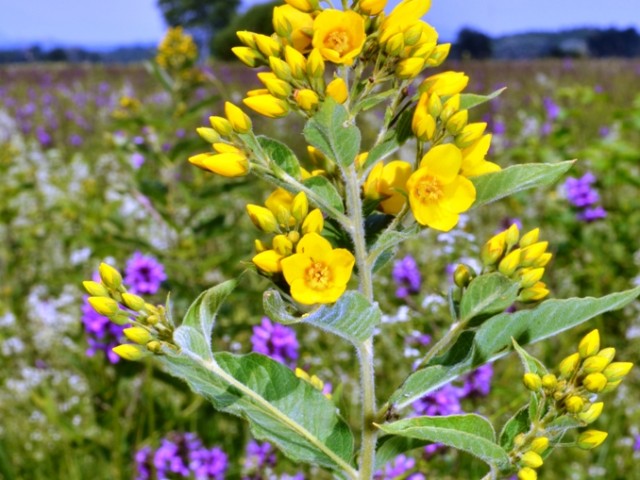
(156, 26, 199, 74)
(189, 102, 253, 177)
(83, 263, 175, 361)
(248, 188, 324, 274)
(295, 367, 332, 399)
(481, 224, 552, 302)
(112, 96, 142, 120)
(512, 330, 633, 479)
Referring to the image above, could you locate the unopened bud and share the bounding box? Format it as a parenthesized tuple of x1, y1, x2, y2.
(196, 127, 220, 144)
(577, 430, 607, 450)
(520, 451, 543, 469)
(301, 208, 324, 234)
(602, 362, 633, 382)
(578, 329, 600, 358)
(530, 436, 549, 454)
(498, 248, 521, 276)
(517, 467, 537, 480)
(519, 228, 540, 248)
(519, 267, 545, 289)
(559, 352, 580, 378)
(146, 340, 163, 354)
(209, 116, 233, 137)
(446, 109, 468, 135)
(273, 234, 294, 256)
(246, 204, 279, 233)
(581, 355, 610, 374)
(481, 231, 507, 266)
(596, 347, 616, 364)
(523, 372, 542, 391)
(124, 327, 153, 345)
(600, 379, 622, 393)
(505, 223, 520, 249)
(541, 373, 557, 390)
(565, 395, 585, 413)
(291, 192, 309, 223)
(578, 402, 604, 424)
(83, 281, 109, 297)
(583, 373, 608, 393)
(121, 293, 146, 312)
(99, 263, 122, 290)
(113, 344, 148, 361)
(88, 296, 119, 317)
(453, 264, 474, 288)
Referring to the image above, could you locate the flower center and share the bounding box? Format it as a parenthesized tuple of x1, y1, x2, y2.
(325, 30, 350, 54)
(305, 261, 331, 290)
(415, 175, 443, 203)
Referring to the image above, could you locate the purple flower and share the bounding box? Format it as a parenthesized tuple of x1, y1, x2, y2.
(69, 133, 83, 147)
(412, 383, 463, 417)
(81, 296, 126, 364)
(392, 255, 421, 298)
(462, 363, 494, 397)
(374, 454, 416, 479)
(577, 206, 607, 222)
(134, 446, 153, 480)
(36, 126, 53, 148)
(634, 434, 640, 451)
(243, 440, 276, 479)
(130, 152, 145, 169)
(543, 97, 560, 121)
(251, 317, 299, 367)
(124, 252, 167, 295)
(564, 173, 607, 222)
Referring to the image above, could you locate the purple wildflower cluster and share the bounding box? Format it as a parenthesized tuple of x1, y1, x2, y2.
(242, 440, 304, 480)
(124, 251, 167, 295)
(392, 255, 422, 299)
(541, 96, 561, 135)
(564, 172, 607, 222)
(251, 317, 299, 367)
(374, 454, 426, 480)
(134, 432, 228, 480)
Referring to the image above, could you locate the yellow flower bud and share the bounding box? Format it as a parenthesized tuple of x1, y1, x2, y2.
(596, 347, 616, 364)
(498, 248, 521, 276)
(446, 109, 468, 135)
(258, 72, 292, 98)
(578, 329, 600, 358)
(111, 312, 133, 326)
(412, 94, 436, 142)
(520, 241, 549, 267)
(255, 239, 268, 253)
(246, 204, 279, 233)
(519, 267, 545, 289)
(481, 231, 507, 266)
(284, 0, 316, 12)
(455, 122, 487, 148)
(517, 467, 537, 480)
(559, 352, 580, 378)
(294, 88, 319, 112)
(291, 192, 309, 224)
(453, 264, 474, 288)
(385, 32, 405, 56)
(577, 430, 607, 450)
(601, 379, 622, 393)
(236, 30, 256, 48)
(531, 252, 553, 268)
(578, 402, 604, 424)
(284, 46, 307, 78)
(427, 93, 443, 119)
(83, 281, 109, 297)
(523, 373, 542, 391)
(273, 234, 294, 256)
(252, 249, 284, 274)
(403, 22, 424, 46)
(208, 116, 233, 137)
(225, 102, 252, 134)
(273, 7, 294, 38)
(212, 143, 242, 154)
(113, 344, 148, 361)
(231, 46, 261, 67)
(514, 433, 526, 448)
(530, 436, 549, 454)
(325, 77, 348, 104)
(583, 372, 608, 393)
(420, 71, 470, 97)
(88, 296, 119, 317)
(520, 451, 543, 469)
(440, 94, 460, 122)
(301, 208, 324, 234)
(518, 282, 550, 302)
(123, 327, 153, 345)
(425, 43, 451, 67)
(505, 223, 520, 248)
(254, 34, 281, 58)
(565, 395, 585, 413)
(396, 57, 425, 79)
(243, 94, 290, 118)
(581, 355, 610, 374)
(287, 230, 300, 244)
(121, 293, 146, 312)
(519, 228, 540, 248)
(196, 127, 220, 144)
(602, 362, 633, 382)
(541, 373, 557, 390)
(99, 263, 122, 290)
(307, 48, 325, 78)
(146, 340, 163, 354)
(359, 0, 387, 15)
(269, 56, 293, 81)
(189, 152, 249, 177)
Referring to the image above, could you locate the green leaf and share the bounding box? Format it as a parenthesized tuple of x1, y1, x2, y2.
(367, 225, 419, 266)
(472, 161, 574, 209)
(459, 273, 520, 323)
(546, 415, 584, 433)
(258, 136, 301, 179)
(394, 109, 414, 145)
(303, 98, 361, 168)
(159, 349, 355, 473)
(182, 279, 238, 353)
(459, 87, 506, 110)
(499, 405, 530, 450)
(303, 176, 345, 214)
(378, 414, 510, 468)
(355, 89, 397, 113)
(174, 326, 214, 361)
(362, 135, 400, 172)
(388, 286, 640, 410)
(512, 338, 548, 375)
(263, 290, 381, 344)
(375, 436, 429, 470)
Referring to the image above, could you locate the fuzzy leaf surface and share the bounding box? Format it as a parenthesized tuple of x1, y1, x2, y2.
(459, 273, 520, 322)
(258, 136, 301, 179)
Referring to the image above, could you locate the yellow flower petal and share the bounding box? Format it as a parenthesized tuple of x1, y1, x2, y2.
(312, 10, 366, 65)
(419, 144, 462, 183)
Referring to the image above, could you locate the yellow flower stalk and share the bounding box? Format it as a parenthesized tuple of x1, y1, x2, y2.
(243, 94, 290, 118)
(273, 5, 314, 53)
(363, 161, 412, 215)
(325, 77, 348, 104)
(188, 152, 249, 177)
(406, 144, 476, 231)
(224, 102, 252, 133)
(281, 233, 355, 305)
(312, 10, 366, 65)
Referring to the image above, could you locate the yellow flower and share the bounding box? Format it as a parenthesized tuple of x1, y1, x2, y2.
(253, 249, 285, 274)
(224, 102, 252, 133)
(325, 77, 348, 104)
(406, 144, 476, 231)
(281, 233, 355, 305)
(380, 0, 431, 45)
(577, 430, 608, 450)
(363, 160, 412, 215)
(232, 46, 261, 67)
(273, 5, 314, 52)
(243, 94, 290, 118)
(359, 0, 387, 16)
(312, 10, 366, 65)
(113, 344, 149, 361)
(188, 152, 249, 177)
(461, 134, 500, 177)
(419, 71, 469, 97)
(294, 88, 320, 111)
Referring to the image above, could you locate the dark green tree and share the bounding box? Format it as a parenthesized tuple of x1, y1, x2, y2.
(157, 0, 241, 51)
(456, 27, 493, 60)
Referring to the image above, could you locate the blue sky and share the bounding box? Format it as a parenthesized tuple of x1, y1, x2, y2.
(0, 0, 638, 46)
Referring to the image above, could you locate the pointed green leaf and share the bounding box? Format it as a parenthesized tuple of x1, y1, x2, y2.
(367, 225, 419, 266)
(355, 89, 396, 113)
(362, 135, 400, 172)
(472, 161, 574, 209)
(174, 326, 214, 361)
(263, 290, 381, 344)
(159, 348, 355, 474)
(258, 136, 301, 179)
(303, 176, 345, 214)
(388, 286, 640, 410)
(460, 273, 520, 322)
(378, 414, 509, 468)
(512, 338, 548, 375)
(499, 405, 530, 450)
(375, 436, 430, 470)
(182, 279, 238, 351)
(459, 87, 506, 110)
(303, 98, 361, 168)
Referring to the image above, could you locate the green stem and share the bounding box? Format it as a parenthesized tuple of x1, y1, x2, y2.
(416, 319, 467, 370)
